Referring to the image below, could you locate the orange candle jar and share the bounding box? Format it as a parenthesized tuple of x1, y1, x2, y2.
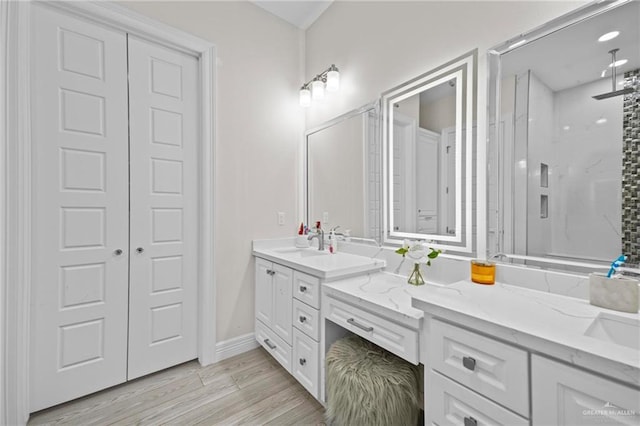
(470, 260, 496, 285)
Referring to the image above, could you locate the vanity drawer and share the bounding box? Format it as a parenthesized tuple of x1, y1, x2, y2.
(293, 271, 320, 309)
(255, 319, 291, 373)
(293, 298, 320, 341)
(430, 319, 529, 417)
(430, 370, 529, 426)
(292, 328, 319, 399)
(324, 296, 419, 364)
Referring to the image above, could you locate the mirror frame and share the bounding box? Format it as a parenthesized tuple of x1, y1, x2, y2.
(304, 101, 381, 241)
(382, 50, 477, 252)
(487, 0, 634, 269)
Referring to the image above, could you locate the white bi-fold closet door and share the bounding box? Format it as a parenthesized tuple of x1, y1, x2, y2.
(30, 4, 198, 412)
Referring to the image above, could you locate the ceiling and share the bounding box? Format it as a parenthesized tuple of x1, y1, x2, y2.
(502, 0, 639, 92)
(250, 1, 334, 29)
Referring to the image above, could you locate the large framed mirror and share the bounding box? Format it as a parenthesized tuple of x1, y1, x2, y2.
(305, 102, 380, 241)
(382, 50, 477, 252)
(488, 0, 640, 270)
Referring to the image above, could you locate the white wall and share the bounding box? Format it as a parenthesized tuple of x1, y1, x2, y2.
(120, 1, 303, 343)
(550, 78, 622, 260)
(120, 0, 589, 345)
(305, 1, 586, 128)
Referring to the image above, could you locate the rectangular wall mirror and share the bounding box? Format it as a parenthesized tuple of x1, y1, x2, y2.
(382, 50, 477, 252)
(305, 102, 380, 240)
(488, 0, 639, 269)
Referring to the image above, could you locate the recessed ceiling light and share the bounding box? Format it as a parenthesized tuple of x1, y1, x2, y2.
(508, 39, 527, 50)
(598, 31, 620, 42)
(596, 118, 608, 125)
(563, 125, 571, 131)
(609, 59, 628, 67)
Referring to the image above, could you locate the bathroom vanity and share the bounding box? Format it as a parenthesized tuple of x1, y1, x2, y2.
(412, 281, 640, 425)
(252, 239, 385, 399)
(254, 239, 640, 425)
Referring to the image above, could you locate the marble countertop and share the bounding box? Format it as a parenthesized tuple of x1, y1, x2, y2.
(321, 270, 640, 387)
(411, 280, 640, 387)
(322, 272, 427, 329)
(252, 238, 385, 281)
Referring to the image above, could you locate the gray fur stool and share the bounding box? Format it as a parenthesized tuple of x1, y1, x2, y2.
(325, 335, 421, 426)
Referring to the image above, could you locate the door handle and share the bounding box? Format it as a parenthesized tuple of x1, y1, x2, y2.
(299, 315, 307, 323)
(347, 318, 373, 332)
(299, 285, 307, 293)
(464, 416, 477, 426)
(462, 356, 476, 371)
(299, 358, 306, 366)
(136, 247, 144, 254)
(113, 249, 123, 256)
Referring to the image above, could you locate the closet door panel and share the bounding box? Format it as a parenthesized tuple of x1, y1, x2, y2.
(127, 36, 199, 379)
(30, 4, 130, 412)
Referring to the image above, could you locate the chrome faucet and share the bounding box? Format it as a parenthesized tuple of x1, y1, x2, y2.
(308, 227, 325, 250)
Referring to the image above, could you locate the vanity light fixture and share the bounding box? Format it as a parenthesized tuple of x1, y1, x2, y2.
(299, 85, 311, 107)
(598, 31, 620, 42)
(311, 79, 325, 100)
(299, 64, 340, 107)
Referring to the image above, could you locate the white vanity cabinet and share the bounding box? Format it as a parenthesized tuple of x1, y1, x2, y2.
(254, 258, 293, 371)
(291, 271, 321, 399)
(532, 355, 640, 425)
(423, 315, 640, 426)
(254, 257, 321, 398)
(426, 318, 529, 425)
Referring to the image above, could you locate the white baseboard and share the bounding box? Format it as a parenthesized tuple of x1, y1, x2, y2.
(215, 332, 259, 362)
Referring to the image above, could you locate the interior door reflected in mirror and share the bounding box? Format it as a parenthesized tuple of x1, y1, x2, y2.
(383, 50, 476, 253)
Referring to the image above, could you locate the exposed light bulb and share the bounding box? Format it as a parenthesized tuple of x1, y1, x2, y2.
(598, 31, 620, 42)
(326, 66, 340, 92)
(311, 79, 325, 100)
(299, 87, 311, 107)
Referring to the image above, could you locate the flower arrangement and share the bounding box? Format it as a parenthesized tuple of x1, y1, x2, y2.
(395, 240, 441, 285)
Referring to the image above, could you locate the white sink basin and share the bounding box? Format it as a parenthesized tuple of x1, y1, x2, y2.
(584, 312, 640, 350)
(272, 247, 329, 258)
(256, 245, 385, 281)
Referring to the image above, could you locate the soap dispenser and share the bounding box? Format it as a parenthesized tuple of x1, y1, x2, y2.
(329, 229, 338, 254)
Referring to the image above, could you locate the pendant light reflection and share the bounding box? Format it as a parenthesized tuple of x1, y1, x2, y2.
(299, 64, 340, 107)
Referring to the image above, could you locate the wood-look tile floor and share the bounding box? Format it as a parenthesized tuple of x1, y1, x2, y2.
(28, 347, 326, 425)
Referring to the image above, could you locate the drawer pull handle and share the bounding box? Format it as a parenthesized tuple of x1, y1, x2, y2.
(299, 358, 306, 366)
(299, 285, 307, 292)
(264, 339, 276, 350)
(462, 356, 476, 371)
(347, 318, 373, 332)
(299, 315, 307, 323)
(464, 416, 477, 426)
